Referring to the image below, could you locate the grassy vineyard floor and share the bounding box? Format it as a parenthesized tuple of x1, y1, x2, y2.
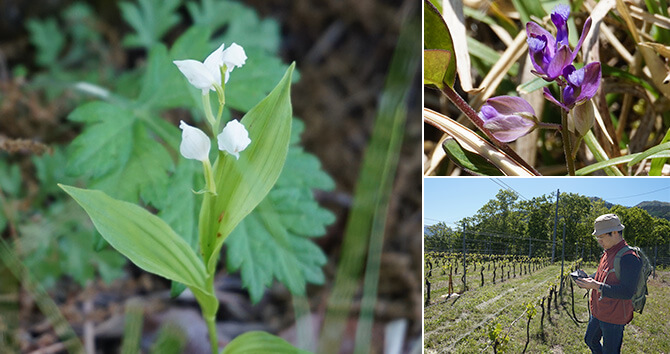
(424, 265, 670, 353)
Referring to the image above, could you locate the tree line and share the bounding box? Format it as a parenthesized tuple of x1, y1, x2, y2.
(426, 190, 670, 263)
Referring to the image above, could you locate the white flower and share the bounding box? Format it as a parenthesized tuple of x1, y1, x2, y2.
(217, 120, 251, 159)
(179, 121, 210, 161)
(173, 43, 247, 95)
(221, 43, 247, 83)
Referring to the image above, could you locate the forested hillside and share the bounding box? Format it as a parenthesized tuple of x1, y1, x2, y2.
(636, 201, 670, 220)
(425, 190, 670, 263)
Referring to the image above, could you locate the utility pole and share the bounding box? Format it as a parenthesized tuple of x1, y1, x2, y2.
(462, 221, 467, 291)
(551, 189, 559, 264)
(560, 222, 566, 301)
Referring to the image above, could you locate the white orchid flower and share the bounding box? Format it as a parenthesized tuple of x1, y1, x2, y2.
(220, 43, 247, 83)
(217, 120, 251, 159)
(173, 43, 247, 95)
(179, 120, 211, 161)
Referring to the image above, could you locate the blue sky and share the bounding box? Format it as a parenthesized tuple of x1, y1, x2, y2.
(424, 177, 670, 228)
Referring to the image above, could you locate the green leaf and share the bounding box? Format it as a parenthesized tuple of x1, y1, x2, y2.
(158, 161, 201, 298)
(227, 178, 333, 302)
(226, 48, 292, 113)
(517, 76, 552, 95)
(511, 0, 547, 25)
(424, 49, 451, 89)
(217, 3, 281, 54)
(467, 37, 518, 77)
(187, 0, 280, 54)
(0, 159, 22, 196)
(32, 146, 74, 199)
(66, 101, 135, 178)
(224, 119, 333, 303)
(0, 208, 5, 233)
(20, 199, 126, 288)
(602, 65, 659, 98)
(576, 150, 670, 175)
(222, 331, 311, 354)
(96, 249, 127, 284)
(424, 0, 455, 87)
(59, 184, 208, 292)
(26, 18, 65, 67)
(200, 63, 295, 273)
(119, 0, 181, 48)
(650, 128, 670, 175)
(442, 138, 504, 176)
(89, 124, 173, 207)
(627, 141, 670, 167)
(159, 161, 200, 250)
(139, 43, 199, 110)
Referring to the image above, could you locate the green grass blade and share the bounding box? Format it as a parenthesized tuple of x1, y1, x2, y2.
(576, 150, 670, 175)
(650, 128, 670, 175)
(627, 141, 670, 167)
(149, 323, 187, 354)
(0, 239, 85, 353)
(582, 131, 625, 176)
(318, 5, 420, 353)
(517, 77, 552, 95)
(120, 300, 143, 354)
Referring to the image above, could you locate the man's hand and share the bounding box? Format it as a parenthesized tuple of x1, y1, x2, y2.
(575, 277, 602, 290)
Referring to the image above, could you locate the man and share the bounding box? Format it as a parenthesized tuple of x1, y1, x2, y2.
(575, 214, 641, 354)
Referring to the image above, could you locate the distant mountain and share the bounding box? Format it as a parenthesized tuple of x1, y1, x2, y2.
(587, 198, 670, 220)
(635, 201, 670, 220)
(587, 197, 615, 209)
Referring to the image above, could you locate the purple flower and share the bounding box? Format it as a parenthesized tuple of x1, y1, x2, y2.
(479, 96, 538, 142)
(551, 4, 571, 47)
(526, 5, 592, 82)
(543, 62, 601, 111)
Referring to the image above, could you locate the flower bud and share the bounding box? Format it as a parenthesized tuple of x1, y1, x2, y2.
(179, 121, 211, 161)
(217, 120, 251, 159)
(479, 96, 538, 142)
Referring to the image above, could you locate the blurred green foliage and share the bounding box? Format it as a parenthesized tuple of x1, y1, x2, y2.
(2, 0, 333, 300)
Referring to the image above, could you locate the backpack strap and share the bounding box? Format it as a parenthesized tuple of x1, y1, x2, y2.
(613, 245, 638, 280)
(600, 245, 633, 299)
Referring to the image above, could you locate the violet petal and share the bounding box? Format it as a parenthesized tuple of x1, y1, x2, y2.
(551, 4, 571, 46)
(543, 87, 570, 112)
(572, 17, 592, 62)
(575, 62, 601, 103)
(484, 96, 536, 116)
(563, 85, 578, 107)
(546, 45, 571, 80)
(483, 114, 536, 143)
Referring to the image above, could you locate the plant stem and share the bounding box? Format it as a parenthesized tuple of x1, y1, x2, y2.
(202, 159, 217, 195)
(536, 122, 561, 130)
(202, 93, 217, 133)
(213, 84, 226, 135)
(440, 85, 541, 175)
(559, 91, 576, 175)
(205, 313, 218, 354)
(201, 274, 220, 354)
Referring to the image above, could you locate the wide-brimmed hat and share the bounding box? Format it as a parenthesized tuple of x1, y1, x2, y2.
(592, 213, 625, 236)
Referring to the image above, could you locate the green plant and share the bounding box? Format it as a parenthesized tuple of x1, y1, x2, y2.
(10, 0, 336, 352)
